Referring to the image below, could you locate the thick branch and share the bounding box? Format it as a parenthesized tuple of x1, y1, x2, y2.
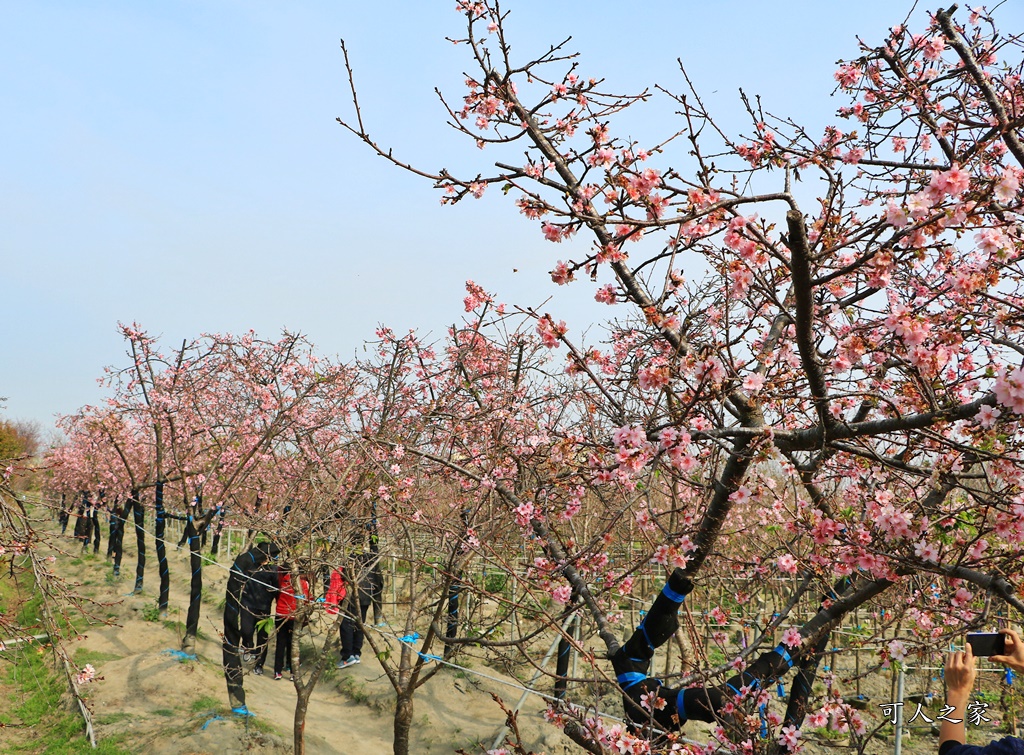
(931, 563, 1024, 613)
(936, 7, 1024, 169)
(787, 209, 833, 431)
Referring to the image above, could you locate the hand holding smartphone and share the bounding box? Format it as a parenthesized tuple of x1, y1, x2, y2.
(967, 632, 1006, 656)
(990, 629, 1024, 673)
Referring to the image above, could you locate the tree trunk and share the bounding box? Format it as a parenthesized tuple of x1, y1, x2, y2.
(554, 616, 576, 700)
(131, 489, 145, 594)
(293, 689, 309, 755)
(393, 692, 413, 755)
(182, 517, 202, 656)
(444, 578, 460, 661)
(773, 578, 851, 754)
(155, 481, 170, 617)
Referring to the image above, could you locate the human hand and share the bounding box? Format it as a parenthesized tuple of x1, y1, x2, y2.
(945, 643, 977, 702)
(990, 629, 1024, 673)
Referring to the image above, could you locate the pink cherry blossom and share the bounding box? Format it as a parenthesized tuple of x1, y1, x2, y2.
(777, 553, 799, 574)
(781, 627, 803, 649)
(742, 373, 765, 393)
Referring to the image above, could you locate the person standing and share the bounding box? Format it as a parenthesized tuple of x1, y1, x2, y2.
(73, 494, 92, 551)
(223, 540, 280, 715)
(336, 552, 383, 669)
(273, 564, 309, 681)
(91, 496, 102, 554)
(324, 564, 347, 659)
(58, 493, 70, 535)
(240, 562, 279, 676)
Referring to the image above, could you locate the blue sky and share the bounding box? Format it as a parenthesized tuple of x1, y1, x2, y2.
(4, 1, 1018, 431)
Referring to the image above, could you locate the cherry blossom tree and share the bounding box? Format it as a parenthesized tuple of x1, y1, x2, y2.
(340, 4, 1024, 752)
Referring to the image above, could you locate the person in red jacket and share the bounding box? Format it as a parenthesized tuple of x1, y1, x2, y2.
(273, 564, 310, 681)
(324, 565, 346, 616)
(323, 564, 348, 660)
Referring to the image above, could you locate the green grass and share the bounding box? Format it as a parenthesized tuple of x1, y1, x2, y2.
(240, 715, 281, 735)
(0, 564, 129, 754)
(2, 641, 131, 754)
(73, 649, 122, 666)
(189, 695, 223, 714)
(94, 712, 132, 726)
(15, 591, 43, 627)
(152, 709, 176, 717)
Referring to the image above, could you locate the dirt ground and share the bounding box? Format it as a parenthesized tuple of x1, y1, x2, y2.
(37, 525, 571, 755)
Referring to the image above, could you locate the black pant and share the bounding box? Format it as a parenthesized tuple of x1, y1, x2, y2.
(340, 602, 369, 658)
(222, 601, 247, 710)
(253, 626, 270, 670)
(274, 617, 296, 675)
(240, 608, 271, 670)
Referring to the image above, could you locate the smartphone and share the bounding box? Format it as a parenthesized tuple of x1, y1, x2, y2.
(967, 633, 1006, 656)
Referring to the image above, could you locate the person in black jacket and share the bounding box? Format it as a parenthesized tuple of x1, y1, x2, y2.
(72, 495, 92, 551)
(223, 540, 280, 715)
(240, 563, 280, 676)
(336, 552, 384, 668)
(58, 494, 70, 535)
(91, 498, 102, 554)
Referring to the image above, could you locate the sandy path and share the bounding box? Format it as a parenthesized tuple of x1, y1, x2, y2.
(55, 529, 570, 754)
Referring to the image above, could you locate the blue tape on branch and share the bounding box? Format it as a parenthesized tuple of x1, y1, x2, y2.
(759, 703, 768, 739)
(661, 584, 688, 603)
(398, 632, 420, 644)
(418, 652, 443, 663)
(232, 706, 256, 718)
(777, 681, 785, 699)
(676, 690, 688, 723)
(616, 672, 647, 690)
(774, 644, 794, 668)
(1007, 668, 1015, 686)
(640, 623, 654, 652)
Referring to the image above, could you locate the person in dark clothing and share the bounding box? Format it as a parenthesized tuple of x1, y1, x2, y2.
(940, 629, 1024, 755)
(336, 553, 384, 668)
(91, 500, 102, 554)
(223, 540, 280, 715)
(73, 497, 92, 551)
(611, 569, 796, 733)
(240, 563, 280, 675)
(58, 494, 70, 535)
